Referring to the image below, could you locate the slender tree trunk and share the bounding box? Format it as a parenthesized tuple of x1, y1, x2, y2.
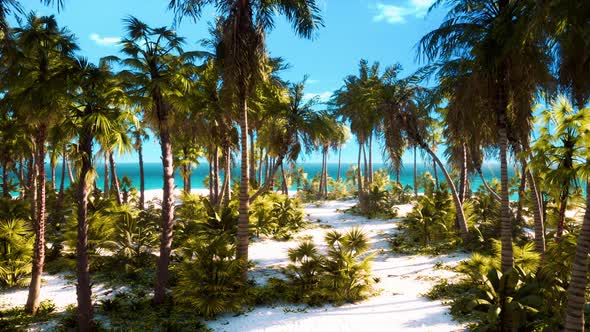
(103, 153, 109, 196)
(423, 144, 469, 242)
(258, 148, 263, 185)
(138, 141, 145, 210)
(477, 167, 501, 202)
(368, 134, 373, 183)
(516, 163, 527, 226)
(413, 146, 418, 198)
(323, 149, 329, 197)
(249, 130, 257, 188)
(564, 180, 590, 331)
(1, 163, 9, 198)
(183, 165, 190, 194)
(75, 131, 93, 331)
(498, 112, 514, 273)
(66, 158, 74, 184)
(209, 157, 214, 202)
(214, 148, 220, 204)
(357, 143, 365, 211)
(25, 125, 47, 314)
(433, 158, 439, 189)
(109, 153, 122, 205)
(456, 144, 467, 232)
(337, 147, 342, 182)
(57, 152, 66, 208)
(237, 94, 250, 283)
(281, 164, 288, 195)
(557, 188, 569, 238)
(318, 152, 325, 197)
(222, 146, 231, 207)
(27, 154, 36, 219)
(50, 160, 56, 191)
(154, 117, 175, 304)
(527, 170, 545, 255)
(362, 142, 368, 184)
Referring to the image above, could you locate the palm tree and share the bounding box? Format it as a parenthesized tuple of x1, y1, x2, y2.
(8, 14, 77, 314)
(68, 57, 128, 331)
(170, 0, 323, 282)
(130, 119, 149, 209)
(419, 0, 552, 276)
(117, 16, 196, 304)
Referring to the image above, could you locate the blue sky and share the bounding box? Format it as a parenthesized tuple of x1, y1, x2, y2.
(17, 0, 448, 164)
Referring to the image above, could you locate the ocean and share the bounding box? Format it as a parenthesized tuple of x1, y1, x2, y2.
(40, 161, 514, 194)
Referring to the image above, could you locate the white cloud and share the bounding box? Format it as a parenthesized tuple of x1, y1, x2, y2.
(303, 91, 332, 102)
(307, 79, 320, 84)
(373, 0, 434, 24)
(90, 33, 121, 46)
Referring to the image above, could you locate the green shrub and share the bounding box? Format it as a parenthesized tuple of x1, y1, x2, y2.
(0, 218, 34, 288)
(284, 228, 375, 306)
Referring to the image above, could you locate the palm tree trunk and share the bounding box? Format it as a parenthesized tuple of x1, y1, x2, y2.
(209, 157, 214, 202)
(258, 148, 263, 185)
(214, 148, 220, 204)
(138, 141, 145, 210)
(249, 130, 257, 188)
(433, 158, 439, 189)
(564, 180, 590, 331)
(281, 164, 288, 195)
(27, 154, 36, 218)
(75, 131, 93, 331)
(498, 113, 513, 273)
(237, 94, 250, 283)
(50, 159, 56, 191)
(183, 165, 191, 193)
(109, 153, 122, 205)
(57, 151, 66, 208)
(337, 147, 342, 182)
(103, 153, 109, 196)
(25, 124, 47, 314)
(323, 150, 329, 197)
(516, 163, 527, 226)
(368, 134, 373, 183)
(222, 146, 231, 207)
(423, 144, 469, 242)
(66, 158, 74, 184)
(459, 143, 467, 202)
(477, 166, 501, 202)
(557, 187, 569, 238)
(527, 170, 545, 255)
(357, 143, 365, 211)
(1, 163, 9, 198)
(154, 120, 175, 304)
(362, 142, 368, 184)
(413, 146, 418, 198)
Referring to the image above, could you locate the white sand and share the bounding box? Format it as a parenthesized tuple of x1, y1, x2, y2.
(208, 200, 467, 332)
(0, 197, 466, 332)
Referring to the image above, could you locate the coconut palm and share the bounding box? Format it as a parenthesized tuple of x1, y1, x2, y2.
(170, 0, 323, 282)
(419, 0, 552, 277)
(117, 16, 197, 304)
(67, 57, 128, 331)
(7, 14, 77, 314)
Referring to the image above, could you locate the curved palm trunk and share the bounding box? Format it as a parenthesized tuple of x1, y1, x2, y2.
(477, 166, 501, 202)
(214, 148, 220, 203)
(423, 144, 469, 241)
(557, 187, 569, 238)
(27, 154, 36, 221)
(75, 131, 93, 331)
(433, 158, 439, 189)
(221, 146, 231, 208)
(527, 170, 545, 255)
(109, 153, 122, 205)
(50, 159, 56, 191)
(237, 96, 250, 283)
(138, 141, 145, 210)
(498, 113, 513, 273)
(25, 125, 47, 314)
(249, 130, 257, 188)
(154, 119, 175, 304)
(281, 164, 288, 195)
(368, 135, 373, 183)
(564, 180, 590, 331)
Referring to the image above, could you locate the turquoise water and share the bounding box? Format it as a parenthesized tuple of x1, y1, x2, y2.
(39, 161, 513, 194)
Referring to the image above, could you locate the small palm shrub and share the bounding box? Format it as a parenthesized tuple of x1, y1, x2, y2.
(173, 232, 244, 318)
(283, 228, 375, 305)
(251, 193, 305, 240)
(0, 218, 34, 288)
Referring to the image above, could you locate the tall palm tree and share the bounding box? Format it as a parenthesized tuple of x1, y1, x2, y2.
(8, 14, 77, 314)
(170, 0, 323, 282)
(130, 118, 149, 209)
(419, 0, 552, 276)
(68, 57, 128, 331)
(117, 16, 196, 304)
